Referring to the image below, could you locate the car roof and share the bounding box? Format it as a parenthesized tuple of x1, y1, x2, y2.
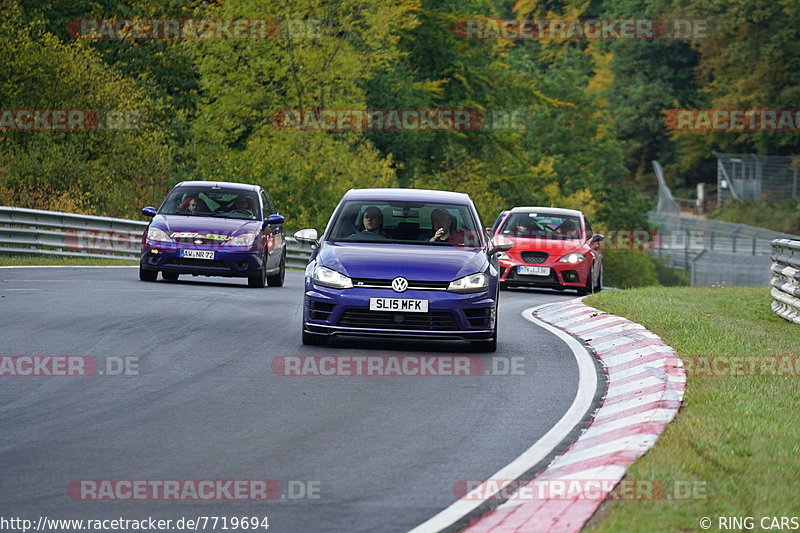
(175, 180, 260, 192)
(343, 188, 472, 204)
(507, 206, 584, 217)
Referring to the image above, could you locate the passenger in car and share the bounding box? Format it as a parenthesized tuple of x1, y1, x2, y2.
(558, 219, 580, 239)
(428, 208, 464, 244)
(179, 196, 208, 215)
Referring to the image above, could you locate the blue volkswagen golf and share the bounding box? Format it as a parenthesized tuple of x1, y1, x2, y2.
(294, 188, 512, 351)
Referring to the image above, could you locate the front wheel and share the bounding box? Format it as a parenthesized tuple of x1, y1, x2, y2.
(595, 265, 603, 292)
(267, 251, 286, 287)
(472, 301, 498, 352)
(575, 264, 595, 296)
(139, 267, 157, 282)
(248, 252, 268, 288)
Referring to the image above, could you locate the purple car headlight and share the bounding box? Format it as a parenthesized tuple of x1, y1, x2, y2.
(447, 273, 488, 293)
(224, 232, 258, 247)
(147, 228, 173, 243)
(313, 265, 353, 289)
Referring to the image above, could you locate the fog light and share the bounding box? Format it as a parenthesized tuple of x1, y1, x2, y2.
(563, 270, 579, 282)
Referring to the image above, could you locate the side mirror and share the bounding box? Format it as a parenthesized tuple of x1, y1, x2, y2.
(294, 228, 318, 246)
(589, 233, 605, 244)
(488, 235, 514, 255)
(263, 214, 285, 229)
(141, 206, 156, 217)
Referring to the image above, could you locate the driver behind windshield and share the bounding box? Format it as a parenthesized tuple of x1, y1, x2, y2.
(231, 195, 254, 216)
(359, 206, 387, 239)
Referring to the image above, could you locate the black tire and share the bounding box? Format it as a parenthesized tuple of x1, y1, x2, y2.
(472, 298, 499, 352)
(139, 267, 158, 282)
(302, 328, 328, 346)
(595, 265, 604, 292)
(576, 264, 595, 296)
(162, 272, 179, 281)
(267, 251, 286, 287)
(248, 252, 268, 288)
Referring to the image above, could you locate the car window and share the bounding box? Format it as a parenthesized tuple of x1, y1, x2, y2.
(327, 200, 482, 246)
(500, 213, 582, 240)
(491, 211, 508, 233)
(159, 187, 261, 220)
(584, 217, 593, 237)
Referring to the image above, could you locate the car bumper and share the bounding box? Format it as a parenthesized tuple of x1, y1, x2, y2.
(140, 244, 263, 278)
(499, 260, 590, 289)
(303, 283, 497, 341)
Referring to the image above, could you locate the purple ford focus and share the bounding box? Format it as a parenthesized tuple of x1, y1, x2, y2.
(294, 188, 512, 351)
(139, 181, 286, 288)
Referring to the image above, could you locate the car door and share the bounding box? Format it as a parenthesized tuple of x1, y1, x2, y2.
(260, 189, 284, 269)
(584, 215, 602, 281)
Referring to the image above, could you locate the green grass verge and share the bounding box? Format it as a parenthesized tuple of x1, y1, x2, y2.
(0, 255, 138, 266)
(582, 287, 800, 532)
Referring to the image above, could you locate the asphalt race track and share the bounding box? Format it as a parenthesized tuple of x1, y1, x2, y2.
(0, 268, 598, 533)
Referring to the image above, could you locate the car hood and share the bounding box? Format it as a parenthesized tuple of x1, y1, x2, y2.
(318, 242, 488, 281)
(151, 214, 260, 235)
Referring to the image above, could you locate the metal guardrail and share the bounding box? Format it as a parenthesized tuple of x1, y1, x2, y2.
(770, 239, 800, 324)
(0, 206, 314, 269)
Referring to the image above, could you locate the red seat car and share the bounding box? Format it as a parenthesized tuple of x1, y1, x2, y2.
(490, 207, 604, 294)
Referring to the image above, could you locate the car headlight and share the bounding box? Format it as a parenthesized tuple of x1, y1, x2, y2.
(313, 265, 353, 289)
(497, 252, 510, 260)
(147, 228, 173, 243)
(448, 273, 488, 293)
(224, 232, 258, 247)
(559, 253, 585, 264)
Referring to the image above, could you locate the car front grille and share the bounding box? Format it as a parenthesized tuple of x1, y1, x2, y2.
(350, 278, 450, 290)
(172, 237, 229, 245)
(310, 301, 336, 321)
(165, 258, 228, 268)
(463, 307, 492, 327)
(521, 251, 549, 264)
(337, 309, 458, 331)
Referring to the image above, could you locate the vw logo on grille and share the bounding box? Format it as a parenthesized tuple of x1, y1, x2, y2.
(391, 277, 408, 293)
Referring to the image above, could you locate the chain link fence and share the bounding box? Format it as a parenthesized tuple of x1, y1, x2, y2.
(650, 156, 800, 286)
(649, 211, 800, 286)
(715, 151, 799, 206)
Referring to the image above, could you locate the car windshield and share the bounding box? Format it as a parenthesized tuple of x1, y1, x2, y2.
(159, 187, 260, 220)
(327, 200, 482, 246)
(500, 213, 582, 240)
